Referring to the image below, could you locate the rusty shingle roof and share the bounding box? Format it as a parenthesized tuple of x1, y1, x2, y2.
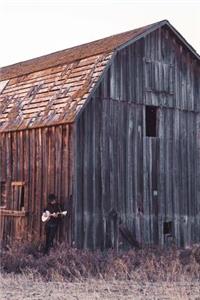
(0, 22, 153, 81)
(0, 52, 114, 131)
(2, 19, 196, 131)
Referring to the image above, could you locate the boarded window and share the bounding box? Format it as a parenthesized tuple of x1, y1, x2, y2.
(11, 181, 25, 210)
(145, 59, 174, 94)
(146, 106, 157, 137)
(0, 182, 6, 207)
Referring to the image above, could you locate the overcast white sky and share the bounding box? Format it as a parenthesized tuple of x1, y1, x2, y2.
(0, 0, 199, 68)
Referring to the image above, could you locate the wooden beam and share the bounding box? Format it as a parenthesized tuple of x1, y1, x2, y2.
(11, 181, 25, 186)
(0, 209, 27, 217)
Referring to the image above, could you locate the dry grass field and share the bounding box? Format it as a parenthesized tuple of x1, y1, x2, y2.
(0, 274, 200, 299)
(0, 242, 200, 299)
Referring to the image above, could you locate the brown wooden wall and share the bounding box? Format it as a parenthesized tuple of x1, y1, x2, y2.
(74, 26, 200, 249)
(0, 124, 73, 243)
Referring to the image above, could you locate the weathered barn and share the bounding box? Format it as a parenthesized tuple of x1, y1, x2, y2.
(0, 20, 200, 249)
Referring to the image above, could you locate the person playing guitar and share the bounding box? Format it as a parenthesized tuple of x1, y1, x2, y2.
(42, 194, 67, 255)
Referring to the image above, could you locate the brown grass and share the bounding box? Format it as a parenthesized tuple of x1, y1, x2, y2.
(1, 242, 200, 282)
(0, 242, 200, 299)
(0, 273, 200, 300)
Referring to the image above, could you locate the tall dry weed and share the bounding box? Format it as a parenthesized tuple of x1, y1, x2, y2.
(0, 241, 200, 282)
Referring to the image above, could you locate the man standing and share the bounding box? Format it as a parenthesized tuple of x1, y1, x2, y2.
(42, 194, 61, 255)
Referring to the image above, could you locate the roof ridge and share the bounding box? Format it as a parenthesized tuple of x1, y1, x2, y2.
(1, 19, 199, 82)
(0, 21, 161, 81)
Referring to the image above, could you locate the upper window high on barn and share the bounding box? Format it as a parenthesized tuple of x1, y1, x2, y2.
(144, 59, 174, 94)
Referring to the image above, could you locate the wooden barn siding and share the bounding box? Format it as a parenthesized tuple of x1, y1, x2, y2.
(74, 27, 200, 249)
(0, 124, 73, 243)
(75, 98, 199, 248)
(101, 28, 199, 247)
(74, 97, 144, 249)
(103, 27, 200, 112)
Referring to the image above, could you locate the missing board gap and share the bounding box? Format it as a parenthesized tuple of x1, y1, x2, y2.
(0, 80, 9, 94)
(0, 181, 6, 207)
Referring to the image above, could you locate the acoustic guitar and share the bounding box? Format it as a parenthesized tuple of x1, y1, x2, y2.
(41, 210, 67, 223)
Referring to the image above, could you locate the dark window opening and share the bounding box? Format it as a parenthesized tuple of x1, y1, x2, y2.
(146, 106, 157, 137)
(163, 221, 172, 235)
(0, 182, 6, 207)
(20, 186, 24, 209)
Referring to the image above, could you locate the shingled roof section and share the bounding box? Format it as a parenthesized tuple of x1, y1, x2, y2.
(0, 22, 153, 81)
(0, 53, 113, 131)
(2, 19, 197, 132)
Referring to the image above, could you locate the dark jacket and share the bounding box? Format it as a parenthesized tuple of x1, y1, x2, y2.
(43, 203, 61, 227)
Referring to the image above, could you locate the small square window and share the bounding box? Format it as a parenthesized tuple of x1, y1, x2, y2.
(145, 60, 174, 94)
(163, 221, 172, 235)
